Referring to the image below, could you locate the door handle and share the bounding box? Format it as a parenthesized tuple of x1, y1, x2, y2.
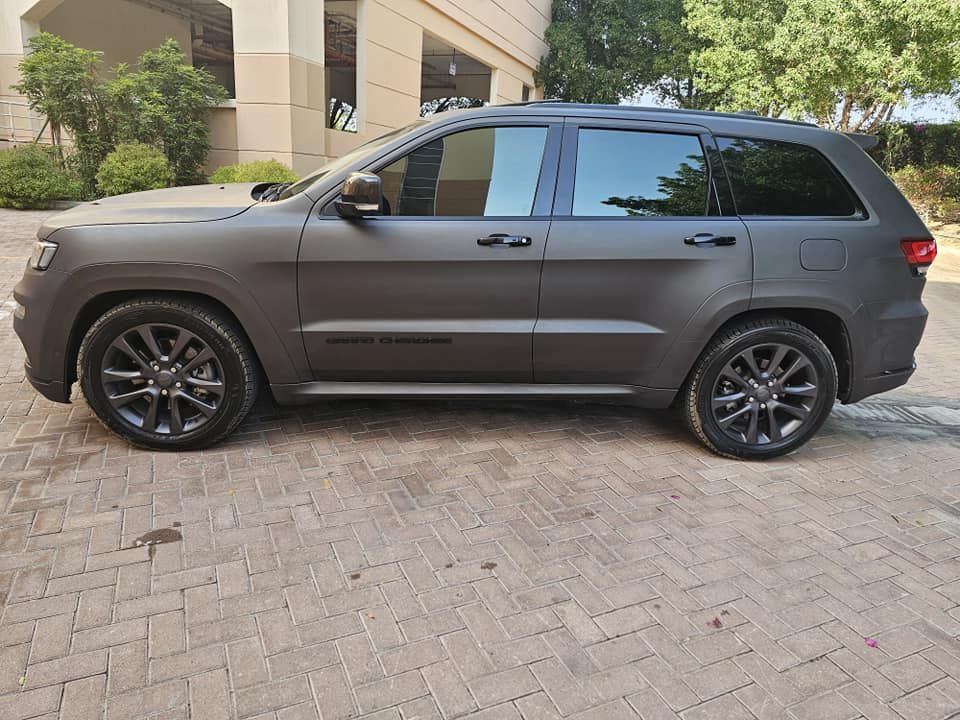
(477, 234, 532, 248)
(684, 233, 737, 246)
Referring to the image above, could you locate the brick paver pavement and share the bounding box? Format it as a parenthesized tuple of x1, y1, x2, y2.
(3, 207, 960, 719)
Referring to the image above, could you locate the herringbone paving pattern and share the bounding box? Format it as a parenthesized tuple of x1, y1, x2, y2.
(3, 208, 960, 719)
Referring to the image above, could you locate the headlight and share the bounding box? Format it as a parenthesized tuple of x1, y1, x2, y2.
(29, 240, 59, 270)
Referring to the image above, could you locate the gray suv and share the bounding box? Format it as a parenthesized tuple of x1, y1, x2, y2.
(13, 103, 935, 459)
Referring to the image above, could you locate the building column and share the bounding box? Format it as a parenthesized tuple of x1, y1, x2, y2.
(231, 0, 327, 174)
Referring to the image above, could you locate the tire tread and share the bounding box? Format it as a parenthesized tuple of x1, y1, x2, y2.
(681, 317, 837, 460)
(77, 296, 259, 450)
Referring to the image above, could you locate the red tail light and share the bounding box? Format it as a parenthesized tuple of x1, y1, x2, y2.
(900, 237, 937, 267)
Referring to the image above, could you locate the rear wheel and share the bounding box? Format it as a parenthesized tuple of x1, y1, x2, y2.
(682, 318, 837, 460)
(78, 298, 259, 450)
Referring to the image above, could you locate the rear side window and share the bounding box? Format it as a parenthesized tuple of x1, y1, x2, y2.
(379, 126, 548, 217)
(573, 129, 709, 217)
(717, 137, 860, 217)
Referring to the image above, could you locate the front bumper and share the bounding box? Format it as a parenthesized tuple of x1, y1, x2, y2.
(23, 357, 71, 403)
(13, 266, 74, 404)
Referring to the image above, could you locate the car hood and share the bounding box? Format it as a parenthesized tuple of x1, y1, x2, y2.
(38, 183, 261, 239)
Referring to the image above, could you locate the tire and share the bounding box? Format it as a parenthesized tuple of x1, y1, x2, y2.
(682, 318, 837, 460)
(78, 297, 259, 450)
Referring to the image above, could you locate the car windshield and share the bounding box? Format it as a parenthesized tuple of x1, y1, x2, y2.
(277, 121, 428, 200)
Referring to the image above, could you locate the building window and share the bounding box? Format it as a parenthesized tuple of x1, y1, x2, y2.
(522, 85, 531, 102)
(325, 1, 358, 133)
(420, 34, 491, 116)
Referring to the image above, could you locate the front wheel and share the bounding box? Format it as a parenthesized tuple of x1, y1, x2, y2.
(78, 298, 259, 450)
(682, 318, 837, 460)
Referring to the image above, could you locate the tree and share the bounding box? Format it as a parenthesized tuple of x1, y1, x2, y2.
(13, 32, 114, 195)
(420, 97, 485, 117)
(645, 0, 721, 109)
(684, 0, 960, 132)
(109, 40, 227, 185)
(535, 0, 659, 104)
(535, 0, 716, 108)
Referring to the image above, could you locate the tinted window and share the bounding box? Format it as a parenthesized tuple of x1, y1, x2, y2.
(717, 137, 859, 216)
(573, 129, 709, 217)
(379, 126, 547, 216)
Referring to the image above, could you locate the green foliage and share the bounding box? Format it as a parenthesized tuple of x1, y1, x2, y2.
(208, 160, 298, 184)
(683, 0, 960, 131)
(108, 40, 228, 186)
(14, 32, 114, 197)
(890, 165, 960, 221)
(873, 123, 960, 172)
(645, 0, 720, 109)
(0, 145, 81, 209)
(536, 0, 661, 104)
(95, 143, 174, 197)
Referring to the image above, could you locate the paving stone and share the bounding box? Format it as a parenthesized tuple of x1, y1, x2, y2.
(2, 210, 960, 720)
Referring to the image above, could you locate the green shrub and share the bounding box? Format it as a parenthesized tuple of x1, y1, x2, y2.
(96, 143, 174, 197)
(0, 144, 81, 209)
(109, 40, 228, 186)
(890, 164, 960, 221)
(873, 123, 960, 172)
(209, 160, 298, 184)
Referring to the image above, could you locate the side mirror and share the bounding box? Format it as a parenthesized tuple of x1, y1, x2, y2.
(335, 172, 383, 218)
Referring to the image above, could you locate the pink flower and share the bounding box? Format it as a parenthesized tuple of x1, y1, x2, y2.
(669, 494, 681, 500)
(864, 637, 878, 648)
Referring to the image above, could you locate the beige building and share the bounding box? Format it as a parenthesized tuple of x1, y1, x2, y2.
(0, 0, 550, 175)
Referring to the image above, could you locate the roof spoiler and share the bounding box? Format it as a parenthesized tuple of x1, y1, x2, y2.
(845, 132, 880, 151)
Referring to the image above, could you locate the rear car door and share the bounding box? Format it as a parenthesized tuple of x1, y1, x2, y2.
(535, 118, 752, 388)
(298, 117, 561, 382)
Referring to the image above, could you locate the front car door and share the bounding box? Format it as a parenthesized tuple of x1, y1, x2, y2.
(535, 117, 753, 393)
(298, 116, 561, 382)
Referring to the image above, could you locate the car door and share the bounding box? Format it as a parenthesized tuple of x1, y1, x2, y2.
(298, 117, 561, 382)
(535, 118, 752, 387)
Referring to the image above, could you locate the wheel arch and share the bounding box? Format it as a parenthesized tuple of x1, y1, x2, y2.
(67, 291, 258, 386)
(690, 307, 853, 400)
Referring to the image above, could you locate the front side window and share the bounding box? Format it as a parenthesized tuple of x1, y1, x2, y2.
(379, 126, 548, 217)
(572, 129, 709, 217)
(717, 137, 860, 216)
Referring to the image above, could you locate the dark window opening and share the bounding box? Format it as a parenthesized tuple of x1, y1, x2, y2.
(420, 35, 491, 117)
(717, 137, 861, 216)
(573, 129, 710, 217)
(326, 1, 358, 132)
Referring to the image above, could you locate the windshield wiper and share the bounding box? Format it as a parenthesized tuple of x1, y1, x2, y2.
(259, 183, 292, 202)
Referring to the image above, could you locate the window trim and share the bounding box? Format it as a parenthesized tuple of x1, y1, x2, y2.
(715, 134, 869, 221)
(319, 118, 563, 220)
(553, 118, 725, 220)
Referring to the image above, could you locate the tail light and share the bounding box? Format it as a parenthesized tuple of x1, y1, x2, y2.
(900, 237, 937, 272)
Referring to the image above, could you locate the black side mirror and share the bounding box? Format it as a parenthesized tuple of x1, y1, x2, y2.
(335, 172, 383, 218)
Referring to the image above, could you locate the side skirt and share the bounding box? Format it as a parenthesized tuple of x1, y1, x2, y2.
(269, 381, 677, 408)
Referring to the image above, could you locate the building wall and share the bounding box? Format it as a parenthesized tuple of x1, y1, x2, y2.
(2, 0, 551, 175)
(233, 0, 551, 175)
(40, 0, 192, 71)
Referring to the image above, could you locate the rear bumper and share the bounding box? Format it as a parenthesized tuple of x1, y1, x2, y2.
(844, 298, 926, 403)
(844, 363, 915, 404)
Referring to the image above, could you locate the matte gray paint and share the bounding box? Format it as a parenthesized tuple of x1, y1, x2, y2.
(13, 102, 930, 412)
(800, 239, 847, 271)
